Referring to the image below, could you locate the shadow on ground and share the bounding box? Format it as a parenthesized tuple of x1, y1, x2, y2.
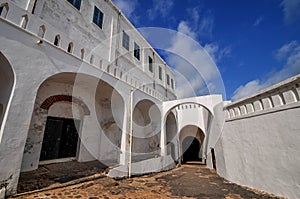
(17, 161, 108, 193)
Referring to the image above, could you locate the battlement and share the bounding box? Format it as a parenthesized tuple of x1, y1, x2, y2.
(224, 74, 300, 121)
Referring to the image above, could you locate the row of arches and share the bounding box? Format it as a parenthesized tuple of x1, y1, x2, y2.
(0, 52, 214, 196)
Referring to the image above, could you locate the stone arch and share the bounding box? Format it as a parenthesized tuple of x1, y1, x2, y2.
(163, 102, 213, 126)
(21, 72, 126, 172)
(40, 95, 90, 115)
(0, 52, 16, 139)
(179, 125, 205, 163)
(132, 99, 161, 161)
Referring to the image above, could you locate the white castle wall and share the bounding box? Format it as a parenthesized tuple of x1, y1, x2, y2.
(215, 75, 300, 199)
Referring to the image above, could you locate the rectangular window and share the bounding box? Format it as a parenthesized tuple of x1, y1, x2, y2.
(0, 6, 3, 15)
(149, 56, 153, 72)
(159, 66, 162, 80)
(67, 0, 81, 10)
(166, 74, 170, 85)
(171, 79, 174, 89)
(122, 31, 129, 50)
(93, 6, 104, 29)
(134, 42, 140, 60)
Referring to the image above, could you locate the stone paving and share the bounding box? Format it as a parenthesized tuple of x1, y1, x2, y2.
(10, 163, 283, 199)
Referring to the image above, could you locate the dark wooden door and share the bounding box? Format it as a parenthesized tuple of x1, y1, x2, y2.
(40, 117, 80, 161)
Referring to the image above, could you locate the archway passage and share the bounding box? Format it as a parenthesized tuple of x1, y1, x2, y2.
(182, 136, 201, 162)
(132, 99, 161, 162)
(179, 125, 205, 164)
(40, 116, 80, 161)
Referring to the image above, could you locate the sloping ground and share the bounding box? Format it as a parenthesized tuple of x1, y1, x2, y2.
(17, 161, 108, 193)
(11, 163, 283, 199)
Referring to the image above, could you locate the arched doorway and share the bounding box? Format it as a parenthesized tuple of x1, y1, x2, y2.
(179, 125, 205, 164)
(0, 52, 15, 138)
(132, 99, 161, 162)
(166, 111, 177, 161)
(21, 72, 125, 172)
(182, 136, 201, 162)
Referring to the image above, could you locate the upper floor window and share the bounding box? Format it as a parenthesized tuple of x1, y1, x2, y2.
(122, 31, 129, 50)
(134, 42, 140, 60)
(159, 66, 162, 80)
(166, 74, 170, 85)
(93, 6, 104, 29)
(67, 0, 81, 10)
(171, 79, 174, 89)
(0, 6, 3, 15)
(149, 56, 153, 72)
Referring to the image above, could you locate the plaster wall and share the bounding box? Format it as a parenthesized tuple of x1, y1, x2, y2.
(218, 104, 300, 198)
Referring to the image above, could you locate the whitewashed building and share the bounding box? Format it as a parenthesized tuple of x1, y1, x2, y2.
(0, 1, 299, 198)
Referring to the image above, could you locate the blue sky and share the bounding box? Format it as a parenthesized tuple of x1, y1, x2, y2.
(113, 0, 300, 101)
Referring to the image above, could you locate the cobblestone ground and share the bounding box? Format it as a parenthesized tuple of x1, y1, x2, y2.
(10, 164, 283, 199)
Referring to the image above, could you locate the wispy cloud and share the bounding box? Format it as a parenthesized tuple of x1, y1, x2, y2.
(232, 40, 300, 101)
(113, 0, 140, 24)
(280, 0, 300, 24)
(253, 16, 264, 27)
(165, 9, 229, 99)
(146, 0, 174, 21)
(183, 7, 214, 39)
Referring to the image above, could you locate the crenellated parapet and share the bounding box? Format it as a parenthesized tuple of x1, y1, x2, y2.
(224, 74, 300, 121)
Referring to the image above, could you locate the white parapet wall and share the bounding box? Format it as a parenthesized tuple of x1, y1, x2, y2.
(216, 74, 300, 199)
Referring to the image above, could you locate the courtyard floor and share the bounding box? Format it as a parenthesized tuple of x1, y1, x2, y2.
(10, 161, 282, 199)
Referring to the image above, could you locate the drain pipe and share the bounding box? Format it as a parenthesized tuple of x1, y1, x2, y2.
(128, 88, 134, 177)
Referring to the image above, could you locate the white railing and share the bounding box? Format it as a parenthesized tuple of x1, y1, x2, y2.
(224, 75, 300, 120)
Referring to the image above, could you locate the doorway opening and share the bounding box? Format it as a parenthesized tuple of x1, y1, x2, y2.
(182, 136, 201, 163)
(40, 116, 80, 162)
(211, 148, 216, 170)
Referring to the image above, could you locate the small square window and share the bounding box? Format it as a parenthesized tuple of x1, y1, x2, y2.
(149, 57, 153, 72)
(67, 0, 81, 10)
(159, 66, 162, 80)
(122, 31, 129, 50)
(134, 42, 140, 60)
(93, 6, 104, 29)
(166, 74, 170, 85)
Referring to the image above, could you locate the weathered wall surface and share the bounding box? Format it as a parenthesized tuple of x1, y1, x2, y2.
(215, 76, 300, 199)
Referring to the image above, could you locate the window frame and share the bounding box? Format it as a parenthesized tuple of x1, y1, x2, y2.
(66, 0, 81, 11)
(166, 74, 170, 85)
(159, 66, 162, 80)
(93, 6, 104, 29)
(122, 31, 130, 50)
(148, 56, 153, 72)
(134, 42, 140, 60)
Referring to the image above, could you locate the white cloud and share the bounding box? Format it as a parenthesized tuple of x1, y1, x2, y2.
(231, 40, 300, 101)
(166, 21, 228, 99)
(281, 0, 300, 24)
(253, 16, 264, 27)
(276, 40, 298, 60)
(113, 0, 138, 21)
(147, 0, 174, 21)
